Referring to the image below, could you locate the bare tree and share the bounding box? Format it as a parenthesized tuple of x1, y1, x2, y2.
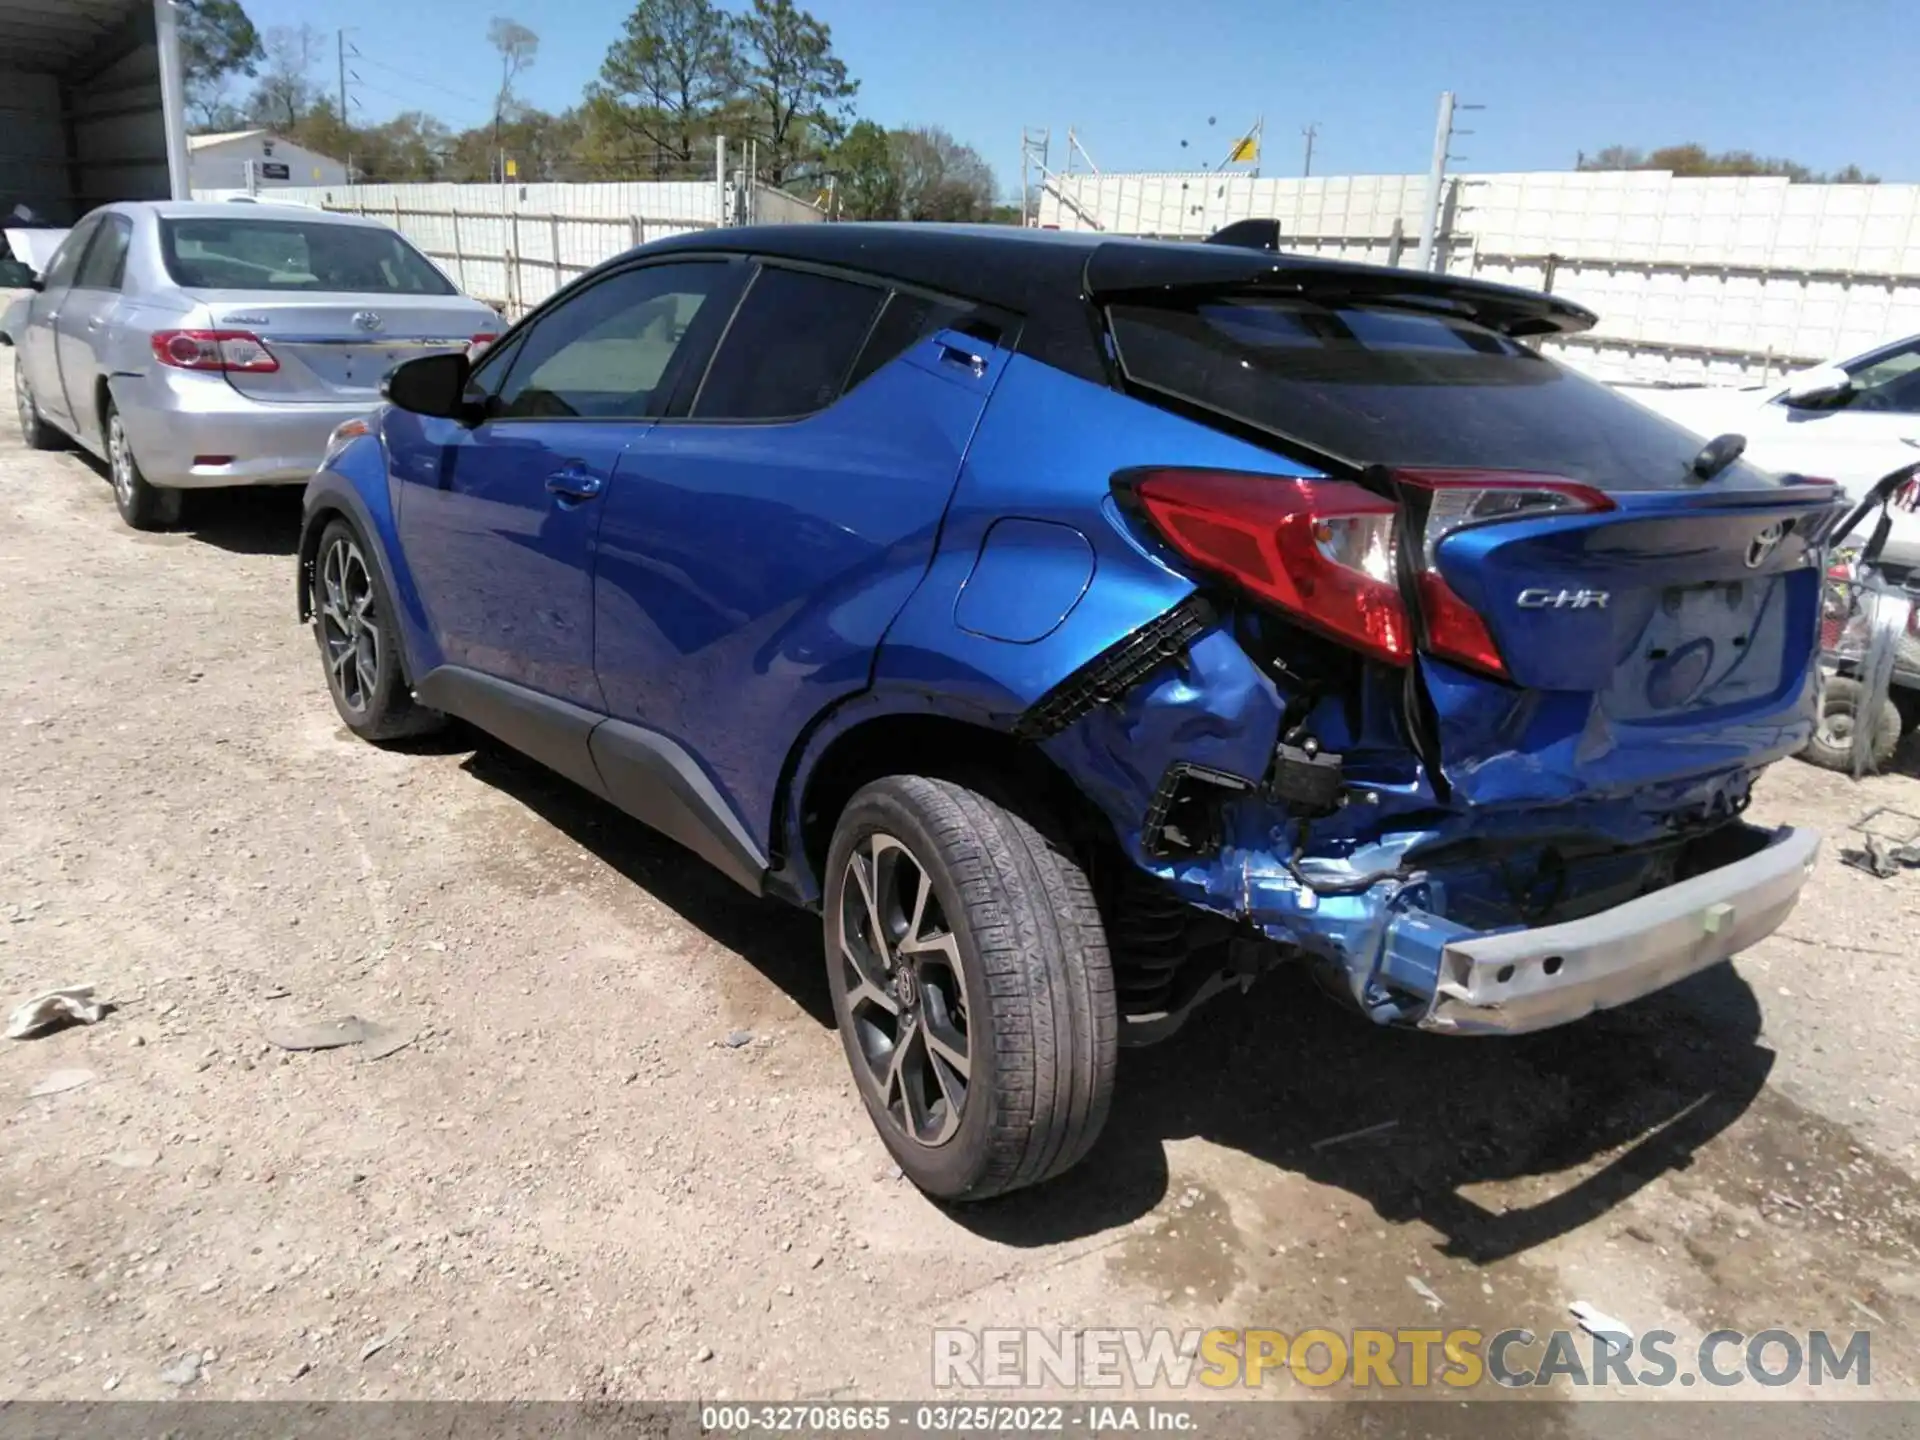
(488, 17, 540, 179)
(247, 24, 324, 131)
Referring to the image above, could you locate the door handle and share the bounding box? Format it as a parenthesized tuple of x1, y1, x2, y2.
(937, 340, 988, 377)
(86, 317, 103, 331)
(545, 465, 604, 501)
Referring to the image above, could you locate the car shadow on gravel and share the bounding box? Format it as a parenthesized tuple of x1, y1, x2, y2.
(957, 960, 1773, 1265)
(458, 738, 833, 1027)
(179, 487, 303, 555)
(442, 730, 1773, 1267)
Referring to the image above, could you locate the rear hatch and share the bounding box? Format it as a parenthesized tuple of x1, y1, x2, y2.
(1095, 250, 1846, 807)
(157, 213, 492, 403)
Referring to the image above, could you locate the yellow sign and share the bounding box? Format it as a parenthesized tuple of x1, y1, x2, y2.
(1228, 135, 1259, 163)
(505, 158, 518, 178)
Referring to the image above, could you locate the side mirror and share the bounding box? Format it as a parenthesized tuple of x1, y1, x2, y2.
(382, 351, 473, 421)
(1781, 364, 1852, 407)
(27, 274, 42, 292)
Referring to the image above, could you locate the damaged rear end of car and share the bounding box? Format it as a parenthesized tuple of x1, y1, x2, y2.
(1012, 246, 1846, 1038)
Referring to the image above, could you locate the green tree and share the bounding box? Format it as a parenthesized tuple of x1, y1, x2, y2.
(830, 119, 898, 219)
(592, 0, 737, 175)
(1577, 143, 1879, 184)
(734, 0, 856, 186)
(179, 0, 264, 127)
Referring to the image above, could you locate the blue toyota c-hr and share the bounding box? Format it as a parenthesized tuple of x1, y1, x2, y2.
(300, 223, 1845, 1199)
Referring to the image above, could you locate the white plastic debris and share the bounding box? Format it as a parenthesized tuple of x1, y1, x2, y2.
(1569, 1300, 1633, 1355)
(1407, 1275, 1444, 1310)
(8, 985, 107, 1039)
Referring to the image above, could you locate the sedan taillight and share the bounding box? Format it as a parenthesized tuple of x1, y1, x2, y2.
(150, 330, 279, 373)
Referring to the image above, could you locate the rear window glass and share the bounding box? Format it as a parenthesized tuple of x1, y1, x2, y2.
(159, 218, 454, 295)
(1107, 296, 1760, 490)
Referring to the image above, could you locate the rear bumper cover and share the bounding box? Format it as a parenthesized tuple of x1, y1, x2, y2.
(113, 369, 375, 489)
(1402, 825, 1818, 1035)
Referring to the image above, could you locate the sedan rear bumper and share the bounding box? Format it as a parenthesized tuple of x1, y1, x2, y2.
(1411, 825, 1819, 1035)
(112, 369, 378, 489)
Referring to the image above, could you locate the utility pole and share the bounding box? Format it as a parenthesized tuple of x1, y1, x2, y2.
(154, 0, 190, 199)
(1413, 92, 1453, 272)
(1302, 122, 1319, 177)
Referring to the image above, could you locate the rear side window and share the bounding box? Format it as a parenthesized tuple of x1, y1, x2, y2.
(693, 266, 885, 420)
(842, 291, 972, 393)
(1107, 296, 1761, 491)
(159, 218, 454, 295)
(75, 215, 131, 290)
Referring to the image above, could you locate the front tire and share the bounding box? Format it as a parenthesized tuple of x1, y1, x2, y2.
(824, 776, 1117, 1201)
(309, 517, 443, 743)
(1804, 676, 1900, 772)
(105, 403, 182, 530)
(14, 361, 61, 451)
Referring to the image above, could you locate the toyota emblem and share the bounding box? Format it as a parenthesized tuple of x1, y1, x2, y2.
(1745, 522, 1785, 569)
(351, 311, 384, 333)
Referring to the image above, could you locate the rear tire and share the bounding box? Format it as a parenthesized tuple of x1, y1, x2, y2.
(309, 517, 444, 743)
(1804, 676, 1901, 772)
(105, 403, 182, 530)
(823, 775, 1117, 1201)
(14, 361, 61, 451)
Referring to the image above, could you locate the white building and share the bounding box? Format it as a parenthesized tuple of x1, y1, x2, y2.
(187, 130, 348, 192)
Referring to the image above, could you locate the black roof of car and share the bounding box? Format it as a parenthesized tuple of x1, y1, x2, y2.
(634, 222, 1600, 383)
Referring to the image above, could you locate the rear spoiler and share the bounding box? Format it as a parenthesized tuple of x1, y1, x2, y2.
(1084, 243, 1598, 339)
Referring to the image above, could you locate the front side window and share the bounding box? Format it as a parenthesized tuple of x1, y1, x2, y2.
(39, 219, 98, 292)
(493, 261, 733, 421)
(1843, 341, 1920, 415)
(74, 215, 132, 290)
(158, 218, 454, 294)
(692, 265, 886, 420)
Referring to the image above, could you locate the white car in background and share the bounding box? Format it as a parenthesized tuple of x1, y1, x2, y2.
(1628, 334, 1920, 540)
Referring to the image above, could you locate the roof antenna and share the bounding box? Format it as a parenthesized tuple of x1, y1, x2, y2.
(1690, 432, 1747, 483)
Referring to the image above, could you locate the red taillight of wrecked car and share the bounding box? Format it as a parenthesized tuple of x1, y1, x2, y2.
(1125, 466, 1614, 681)
(1129, 468, 1410, 665)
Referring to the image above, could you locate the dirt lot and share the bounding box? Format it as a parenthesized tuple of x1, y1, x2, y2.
(4, 343, 1920, 1417)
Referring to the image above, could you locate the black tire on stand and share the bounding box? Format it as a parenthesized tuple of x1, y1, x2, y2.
(1803, 676, 1901, 772)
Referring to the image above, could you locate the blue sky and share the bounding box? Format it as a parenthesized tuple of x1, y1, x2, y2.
(238, 0, 1917, 190)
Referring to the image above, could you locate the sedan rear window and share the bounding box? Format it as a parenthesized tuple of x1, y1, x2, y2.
(1107, 295, 1765, 491)
(159, 218, 454, 295)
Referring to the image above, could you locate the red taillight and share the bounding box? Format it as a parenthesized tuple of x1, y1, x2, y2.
(1127, 466, 1614, 680)
(150, 330, 279, 373)
(1393, 469, 1613, 679)
(1131, 469, 1410, 664)
(469, 332, 498, 357)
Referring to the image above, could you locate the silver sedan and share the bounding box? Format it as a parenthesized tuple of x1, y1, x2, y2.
(12, 200, 500, 529)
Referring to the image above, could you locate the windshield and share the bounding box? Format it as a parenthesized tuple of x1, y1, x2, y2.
(159, 218, 455, 295)
(1107, 295, 1775, 491)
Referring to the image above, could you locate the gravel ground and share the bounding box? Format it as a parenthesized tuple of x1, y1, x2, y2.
(3, 343, 1919, 1419)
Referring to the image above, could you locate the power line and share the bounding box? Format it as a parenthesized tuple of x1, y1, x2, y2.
(353, 54, 490, 109)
